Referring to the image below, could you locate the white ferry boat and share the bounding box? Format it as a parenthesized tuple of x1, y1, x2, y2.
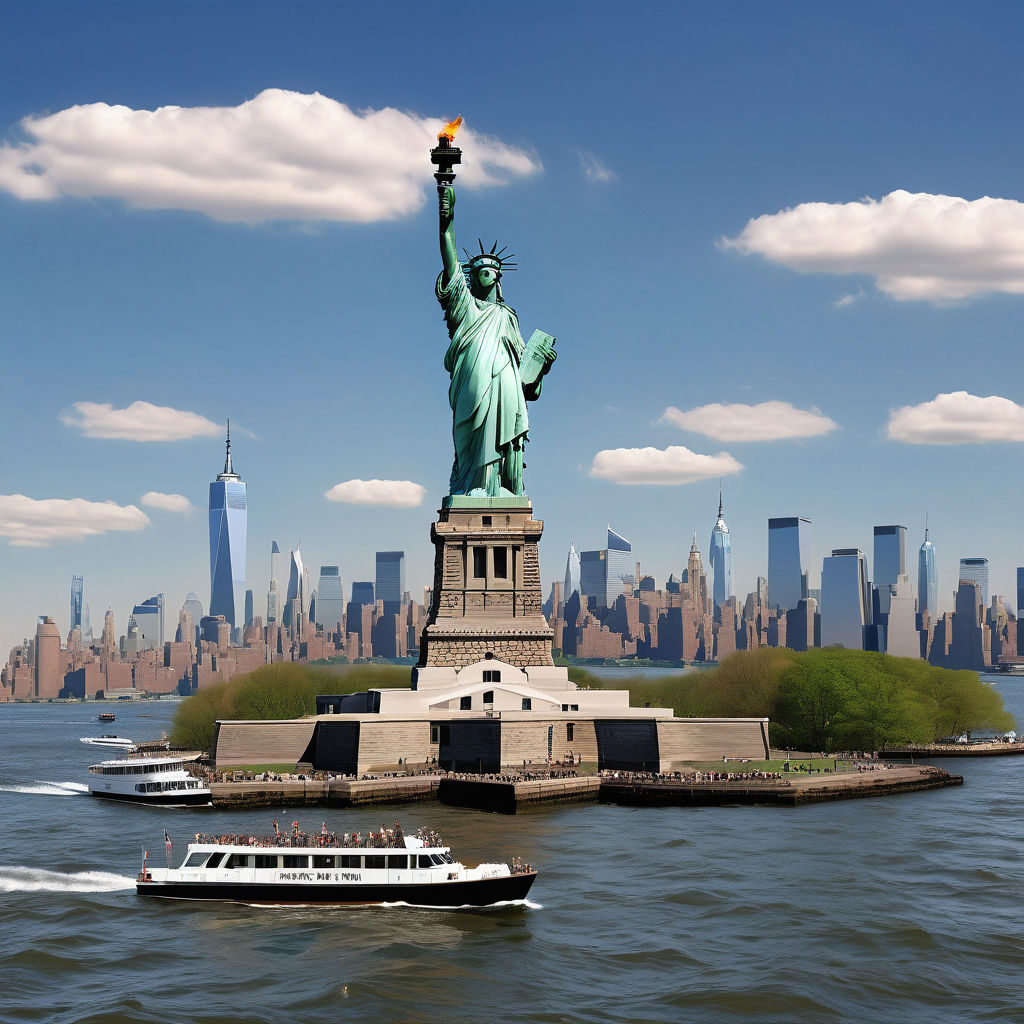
(136, 823, 537, 906)
(80, 735, 135, 749)
(88, 754, 212, 807)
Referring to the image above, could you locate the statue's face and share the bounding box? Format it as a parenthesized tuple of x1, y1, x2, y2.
(471, 264, 499, 297)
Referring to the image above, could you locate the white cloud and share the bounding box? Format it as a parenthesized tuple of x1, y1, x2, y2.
(0, 494, 150, 547)
(578, 150, 616, 183)
(886, 391, 1024, 444)
(833, 288, 865, 308)
(660, 401, 837, 442)
(325, 479, 426, 508)
(0, 89, 541, 223)
(140, 492, 193, 514)
(589, 446, 742, 486)
(722, 190, 1024, 303)
(61, 401, 221, 441)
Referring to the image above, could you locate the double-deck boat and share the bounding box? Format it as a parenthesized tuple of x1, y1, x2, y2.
(98, 712, 116, 722)
(136, 823, 537, 907)
(88, 754, 212, 807)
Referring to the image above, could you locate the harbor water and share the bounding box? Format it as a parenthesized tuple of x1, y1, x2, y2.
(1, 679, 1022, 1024)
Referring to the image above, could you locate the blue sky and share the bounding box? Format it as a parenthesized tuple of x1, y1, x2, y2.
(2, 1, 1024, 654)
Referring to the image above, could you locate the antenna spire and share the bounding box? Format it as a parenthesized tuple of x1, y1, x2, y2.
(924, 512, 929, 542)
(223, 419, 234, 476)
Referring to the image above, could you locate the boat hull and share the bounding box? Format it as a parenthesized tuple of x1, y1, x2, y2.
(136, 871, 536, 907)
(90, 790, 212, 807)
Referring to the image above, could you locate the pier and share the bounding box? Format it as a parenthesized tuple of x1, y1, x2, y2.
(599, 764, 962, 808)
(206, 763, 961, 812)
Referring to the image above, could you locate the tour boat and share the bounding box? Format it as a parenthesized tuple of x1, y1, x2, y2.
(98, 712, 116, 722)
(80, 735, 135, 748)
(88, 754, 212, 807)
(136, 823, 537, 907)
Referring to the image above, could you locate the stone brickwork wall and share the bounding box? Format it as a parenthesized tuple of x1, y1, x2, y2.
(656, 719, 769, 767)
(500, 719, 598, 766)
(214, 721, 316, 766)
(356, 721, 432, 773)
(419, 501, 554, 670)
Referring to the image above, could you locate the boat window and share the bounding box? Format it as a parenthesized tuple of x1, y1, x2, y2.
(418, 855, 435, 868)
(339, 855, 361, 869)
(225, 854, 251, 869)
(254, 855, 278, 869)
(184, 852, 209, 868)
(440, 853, 454, 864)
(206, 852, 227, 868)
(135, 784, 145, 793)
(311, 856, 334, 869)
(386, 855, 409, 870)
(364, 856, 386, 869)
(429, 854, 446, 866)
(288, 855, 312, 868)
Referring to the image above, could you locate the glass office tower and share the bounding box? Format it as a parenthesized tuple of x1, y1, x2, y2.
(70, 575, 84, 634)
(375, 551, 406, 606)
(820, 549, 868, 649)
(768, 517, 811, 612)
(284, 545, 306, 627)
(581, 528, 635, 609)
(131, 594, 164, 651)
(873, 525, 906, 617)
(208, 425, 247, 630)
(918, 524, 938, 619)
(958, 557, 989, 606)
(709, 490, 732, 611)
(317, 565, 345, 630)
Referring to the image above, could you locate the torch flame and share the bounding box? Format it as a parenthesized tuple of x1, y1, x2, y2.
(438, 116, 463, 141)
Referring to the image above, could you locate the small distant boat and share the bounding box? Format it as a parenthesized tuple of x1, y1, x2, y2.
(80, 735, 135, 749)
(98, 712, 116, 722)
(136, 822, 536, 906)
(89, 754, 211, 807)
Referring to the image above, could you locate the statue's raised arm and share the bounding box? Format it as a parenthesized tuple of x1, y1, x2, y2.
(439, 185, 459, 288)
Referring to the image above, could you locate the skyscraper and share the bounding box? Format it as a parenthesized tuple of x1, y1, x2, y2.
(284, 543, 305, 628)
(208, 423, 247, 630)
(1017, 568, 1024, 656)
(686, 531, 707, 612)
(580, 528, 635, 610)
(129, 594, 164, 651)
(101, 607, 116, 660)
(81, 603, 94, 647)
(244, 589, 254, 628)
(317, 565, 345, 630)
(182, 593, 204, 646)
(918, 519, 938, 620)
(70, 575, 84, 634)
(820, 548, 869, 650)
(768, 517, 811, 612)
(873, 525, 907, 617)
(563, 541, 581, 600)
(375, 551, 407, 606)
(267, 541, 281, 623)
(709, 488, 732, 611)
(958, 557, 989, 606)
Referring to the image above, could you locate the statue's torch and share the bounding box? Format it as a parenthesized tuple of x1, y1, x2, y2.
(430, 116, 463, 190)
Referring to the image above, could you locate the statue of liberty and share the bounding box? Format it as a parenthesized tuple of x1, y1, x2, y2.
(436, 183, 557, 498)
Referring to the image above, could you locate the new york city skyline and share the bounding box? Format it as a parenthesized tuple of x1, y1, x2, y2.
(3, 2, 1024, 657)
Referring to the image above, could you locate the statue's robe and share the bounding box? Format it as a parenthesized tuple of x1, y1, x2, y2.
(437, 265, 528, 495)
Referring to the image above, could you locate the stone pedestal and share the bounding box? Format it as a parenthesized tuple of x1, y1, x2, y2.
(417, 496, 554, 670)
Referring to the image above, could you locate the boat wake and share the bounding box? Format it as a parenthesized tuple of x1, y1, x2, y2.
(244, 898, 544, 911)
(0, 781, 89, 796)
(0, 866, 136, 893)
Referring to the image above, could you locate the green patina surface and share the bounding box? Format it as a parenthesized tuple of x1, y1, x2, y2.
(437, 182, 556, 498)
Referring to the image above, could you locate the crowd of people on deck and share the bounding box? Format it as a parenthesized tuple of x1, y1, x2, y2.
(191, 819, 432, 850)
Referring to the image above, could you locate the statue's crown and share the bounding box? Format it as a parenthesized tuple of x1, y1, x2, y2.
(462, 239, 517, 278)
